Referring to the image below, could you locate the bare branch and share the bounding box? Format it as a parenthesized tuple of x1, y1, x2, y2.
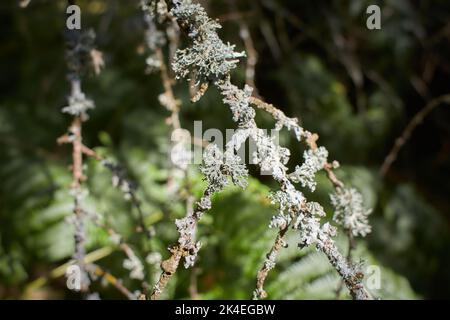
(380, 94, 450, 176)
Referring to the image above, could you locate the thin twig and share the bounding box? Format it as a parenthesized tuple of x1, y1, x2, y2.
(335, 231, 355, 299)
(150, 188, 212, 300)
(22, 247, 114, 298)
(58, 99, 90, 291)
(254, 224, 289, 299)
(88, 264, 136, 300)
(228, 0, 258, 94)
(188, 267, 200, 299)
(380, 94, 450, 176)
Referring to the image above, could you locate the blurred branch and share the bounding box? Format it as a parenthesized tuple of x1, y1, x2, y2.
(228, 0, 259, 95)
(380, 94, 450, 177)
(22, 247, 113, 298)
(89, 264, 135, 300)
(188, 267, 200, 300)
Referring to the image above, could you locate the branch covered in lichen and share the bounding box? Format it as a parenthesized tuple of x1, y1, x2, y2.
(254, 221, 289, 299)
(58, 28, 101, 293)
(150, 143, 248, 299)
(163, 0, 372, 300)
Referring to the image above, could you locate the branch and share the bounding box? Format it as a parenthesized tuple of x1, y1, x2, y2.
(319, 236, 369, 300)
(166, 0, 372, 300)
(88, 264, 136, 300)
(335, 231, 355, 298)
(254, 223, 289, 299)
(22, 247, 113, 298)
(150, 188, 212, 300)
(58, 18, 101, 293)
(380, 94, 450, 176)
(228, 0, 258, 94)
(142, 3, 210, 300)
(64, 95, 89, 292)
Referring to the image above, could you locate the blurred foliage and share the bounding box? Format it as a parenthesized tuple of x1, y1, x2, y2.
(0, 0, 449, 299)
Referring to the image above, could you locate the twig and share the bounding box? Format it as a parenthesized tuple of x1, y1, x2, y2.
(151, 188, 212, 300)
(142, 4, 205, 300)
(101, 160, 154, 239)
(155, 46, 181, 128)
(254, 224, 289, 299)
(335, 231, 355, 298)
(22, 247, 114, 298)
(319, 236, 368, 300)
(228, 0, 258, 94)
(380, 94, 450, 176)
(188, 267, 200, 299)
(89, 264, 136, 300)
(58, 2, 103, 292)
(58, 87, 90, 291)
(91, 218, 143, 275)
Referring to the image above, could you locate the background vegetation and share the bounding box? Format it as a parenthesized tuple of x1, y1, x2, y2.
(1, 0, 449, 299)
